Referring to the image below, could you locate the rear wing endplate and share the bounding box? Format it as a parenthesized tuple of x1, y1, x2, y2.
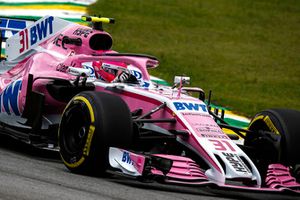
(0, 17, 36, 59)
(2, 16, 73, 61)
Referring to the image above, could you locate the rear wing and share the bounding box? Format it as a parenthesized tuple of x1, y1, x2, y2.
(1, 16, 73, 61)
(0, 17, 36, 59)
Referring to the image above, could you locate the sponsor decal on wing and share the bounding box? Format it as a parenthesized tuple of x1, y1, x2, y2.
(6, 16, 73, 61)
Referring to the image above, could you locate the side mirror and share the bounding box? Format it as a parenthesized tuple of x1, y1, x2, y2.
(173, 76, 190, 85)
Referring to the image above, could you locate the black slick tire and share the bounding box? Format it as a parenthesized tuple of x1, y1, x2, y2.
(58, 91, 133, 175)
(246, 109, 300, 166)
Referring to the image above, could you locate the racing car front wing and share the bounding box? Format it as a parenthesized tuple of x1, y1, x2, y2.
(108, 147, 300, 194)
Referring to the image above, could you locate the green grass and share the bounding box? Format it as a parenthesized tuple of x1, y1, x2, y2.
(88, 0, 300, 116)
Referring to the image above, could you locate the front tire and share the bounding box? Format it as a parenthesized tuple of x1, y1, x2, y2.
(245, 109, 300, 176)
(59, 91, 133, 175)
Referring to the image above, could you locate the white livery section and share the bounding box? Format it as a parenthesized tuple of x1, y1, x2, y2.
(6, 16, 73, 61)
(109, 147, 145, 176)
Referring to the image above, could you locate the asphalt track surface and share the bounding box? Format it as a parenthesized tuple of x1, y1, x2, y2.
(0, 135, 299, 200)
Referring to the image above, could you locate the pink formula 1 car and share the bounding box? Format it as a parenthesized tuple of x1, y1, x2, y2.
(0, 15, 300, 194)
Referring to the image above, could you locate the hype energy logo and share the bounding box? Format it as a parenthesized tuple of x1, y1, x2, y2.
(173, 101, 208, 113)
(0, 80, 22, 116)
(6, 16, 72, 61)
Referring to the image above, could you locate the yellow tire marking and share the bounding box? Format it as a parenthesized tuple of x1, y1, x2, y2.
(263, 116, 280, 135)
(62, 155, 85, 168)
(73, 96, 95, 123)
(248, 115, 280, 135)
(83, 125, 95, 156)
(61, 95, 96, 168)
(248, 115, 264, 128)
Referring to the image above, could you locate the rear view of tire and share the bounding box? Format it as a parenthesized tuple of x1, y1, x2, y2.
(59, 91, 133, 175)
(245, 109, 300, 169)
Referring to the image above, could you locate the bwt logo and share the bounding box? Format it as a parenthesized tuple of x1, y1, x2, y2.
(30, 16, 54, 45)
(173, 102, 207, 112)
(19, 16, 54, 53)
(122, 152, 134, 165)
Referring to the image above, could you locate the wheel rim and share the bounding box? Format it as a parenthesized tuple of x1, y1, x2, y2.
(61, 102, 91, 155)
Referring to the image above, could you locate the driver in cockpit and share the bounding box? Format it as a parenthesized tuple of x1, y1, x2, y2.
(92, 60, 131, 83)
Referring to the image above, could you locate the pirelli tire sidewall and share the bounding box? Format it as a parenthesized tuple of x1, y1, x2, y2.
(59, 91, 133, 175)
(247, 109, 300, 166)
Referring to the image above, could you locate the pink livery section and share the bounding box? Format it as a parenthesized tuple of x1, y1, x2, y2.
(0, 15, 299, 195)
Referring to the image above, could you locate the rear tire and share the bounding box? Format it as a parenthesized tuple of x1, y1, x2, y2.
(59, 91, 133, 175)
(245, 109, 300, 175)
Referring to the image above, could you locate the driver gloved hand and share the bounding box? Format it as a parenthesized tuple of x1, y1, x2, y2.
(118, 71, 130, 82)
(112, 71, 130, 83)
